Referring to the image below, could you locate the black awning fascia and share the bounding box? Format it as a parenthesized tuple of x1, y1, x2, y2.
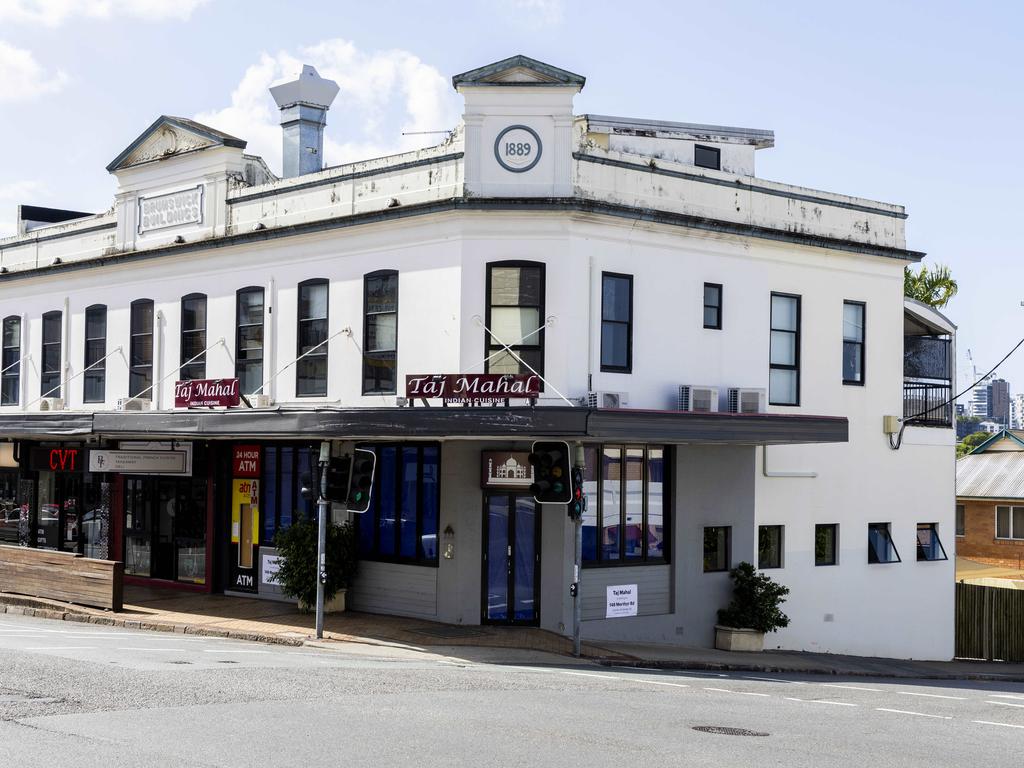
(0, 413, 94, 437)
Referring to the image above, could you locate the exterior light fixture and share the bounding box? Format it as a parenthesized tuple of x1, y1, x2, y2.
(443, 525, 455, 560)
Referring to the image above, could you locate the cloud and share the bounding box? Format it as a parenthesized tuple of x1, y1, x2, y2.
(0, 41, 68, 102)
(0, 0, 209, 25)
(0, 180, 46, 237)
(194, 40, 461, 175)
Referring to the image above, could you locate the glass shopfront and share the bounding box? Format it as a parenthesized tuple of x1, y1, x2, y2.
(124, 474, 208, 585)
(0, 469, 19, 545)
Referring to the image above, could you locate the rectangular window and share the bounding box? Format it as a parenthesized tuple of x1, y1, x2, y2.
(995, 505, 1024, 540)
(83, 305, 106, 403)
(356, 443, 440, 564)
(582, 444, 668, 566)
(815, 523, 838, 566)
(236, 288, 264, 396)
(694, 144, 721, 170)
(955, 504, 965, 537)
(363, 271, 398, 394)
(758, 525, 784, 569)
(485, 263, 544, 378)
(40, 310, 62, 398)
(916, 523, 948, 562)
(703, 283, 722, 329)
(180, 293, 207, 381)
(297, 279, 329, 397)
(769, 293, 800, 406)
(843, 301, 865, 385)
(703, 526, 730, 572)
(261, 444, 316, 545)
(868, 522, 901, 564)
(600, 273, 632, 372)
(2, 316, 21, 406)
(129, 300, 154, 399)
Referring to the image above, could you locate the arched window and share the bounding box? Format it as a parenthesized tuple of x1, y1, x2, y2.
(1, 315, 20, 405)
(235, 287, 264, 395)
(296, 279, 329, 397)
(83, 304, 107, 403)
(129, 299, 154, 398)
(484, 261, 545, 378)
(40, 310, 62, 398)
(180, 293, 207, 381)
(362, 270, 398, 395)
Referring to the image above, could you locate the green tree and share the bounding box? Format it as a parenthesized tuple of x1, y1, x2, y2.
(958, 430, 990, 458)
(904, 264, 958, 309)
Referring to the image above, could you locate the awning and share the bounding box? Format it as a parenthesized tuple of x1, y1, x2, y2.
(0, 412, 94, 438)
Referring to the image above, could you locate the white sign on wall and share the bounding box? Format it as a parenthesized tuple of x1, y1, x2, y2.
(262, 554, 281, 586)
(606, 584, 638, 618)
(89, 450, 187, 474)
(138, 185, 203, 233)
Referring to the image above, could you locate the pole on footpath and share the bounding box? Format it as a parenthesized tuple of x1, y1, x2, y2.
(572, 443, 585, 658)
(315, 441, 331, 639)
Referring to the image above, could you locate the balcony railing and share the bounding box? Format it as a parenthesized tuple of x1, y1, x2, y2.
(903, 380, 953, 428)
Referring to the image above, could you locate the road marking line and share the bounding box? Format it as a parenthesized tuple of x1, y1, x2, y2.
(898, 691, 966, 701)
(973, 720, 1024, 729)
(703, 687, 735, 693)
(876, 708, 951, 719)
(986, 701, 1024, 709)
(677, 670, 729, 678)
(200, 649, 270, 654)
(557, 671, 620, 680)
(24, 646, 96, 651)
(821, 684, 883, 692)
(117, 648, 182, 652)
(733, 691, 771, 697)
(785, 697, 858, 707)
(743, 676, 805, 684)
(634, 680, 689, 688)
(989, 694, 1024, 700)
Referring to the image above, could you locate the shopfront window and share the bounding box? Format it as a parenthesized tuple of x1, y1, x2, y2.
(0, 471, 18, 544)
(261, 444, 317, 545)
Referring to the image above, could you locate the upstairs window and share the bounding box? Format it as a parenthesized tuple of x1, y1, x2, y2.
(83, 305, 106, 403)
(130, 300, 154, 398)
(694, 144, 721, 171)
(996, 505, 1024, 540)
(868, 522, 901, 564)
(843, 301, 865, 385)
(758, 525, 784, 569)
(485, 262, 544, 378)
(363, 271, 398, 395)
(769, 293, 800, 406)
(296, 279, 329, 397)
(2, 316, 20, 406)
(703, 526, 731, 572)
(916, 523, 948, 562)
(236, 287, 264, 395)
(40, 310, 62, 399)
(180, 293, 207, 381)
(815, 523, 838, 566)
(600, 273, 632, 373)
(703, 283, 722, 329)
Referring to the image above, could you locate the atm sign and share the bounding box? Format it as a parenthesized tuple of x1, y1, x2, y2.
(232, 445, 261, 478)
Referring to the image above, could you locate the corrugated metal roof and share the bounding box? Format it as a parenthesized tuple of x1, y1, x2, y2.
(957, 452, 1024, 499)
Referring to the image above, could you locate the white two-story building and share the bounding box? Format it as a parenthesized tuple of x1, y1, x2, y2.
(0, 55, 956, 659)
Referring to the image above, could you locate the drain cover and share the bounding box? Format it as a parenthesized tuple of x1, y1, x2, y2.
(692, 726, 769, 737)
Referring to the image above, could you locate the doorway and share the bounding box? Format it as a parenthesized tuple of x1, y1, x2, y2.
(482, 493, 540, 625)
(123, 476, 208, 585)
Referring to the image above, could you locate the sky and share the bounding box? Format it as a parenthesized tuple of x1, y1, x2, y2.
(0, 0, 1021, 392)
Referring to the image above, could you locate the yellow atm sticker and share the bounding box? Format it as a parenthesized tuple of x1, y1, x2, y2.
(231, 478, 259, 546)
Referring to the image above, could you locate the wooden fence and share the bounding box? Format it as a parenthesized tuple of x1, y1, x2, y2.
(955, 581, 1024, 662)
(0, 545, 123, 611)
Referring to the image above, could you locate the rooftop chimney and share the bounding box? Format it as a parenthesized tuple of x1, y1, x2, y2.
(270, 65, 340, 179)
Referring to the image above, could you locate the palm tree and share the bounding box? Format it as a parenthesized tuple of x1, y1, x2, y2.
(904, 264, 958, 309)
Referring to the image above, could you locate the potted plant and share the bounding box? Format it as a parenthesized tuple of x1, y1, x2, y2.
(271, 519, 358, 613)
(715, 561, 790, 652)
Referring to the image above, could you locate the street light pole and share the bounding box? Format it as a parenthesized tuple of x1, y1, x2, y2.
(315, 441, 330, 640)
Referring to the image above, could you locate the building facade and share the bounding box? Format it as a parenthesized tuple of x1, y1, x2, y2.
(956, 429, 1024, 568)
(0, 55, 956, 659)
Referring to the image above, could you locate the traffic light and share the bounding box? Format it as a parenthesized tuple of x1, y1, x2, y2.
(569, 466, 585, 520)
(528, 441, 572, 504)
(346, 448, 376, 512)
(322, 457, 351, 503)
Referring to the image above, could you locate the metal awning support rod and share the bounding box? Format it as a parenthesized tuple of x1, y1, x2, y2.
(467, 319, 553, 373)
(250, 327, 351, 398)
(25, 346, 123, 409)
(472, 315, 575, 407)
(0, 353, 29, 376)
(121, 338, 226, 408)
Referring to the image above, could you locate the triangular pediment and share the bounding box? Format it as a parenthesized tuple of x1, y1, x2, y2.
(452, 55, 585, 89)
(107, 116, 247, 173)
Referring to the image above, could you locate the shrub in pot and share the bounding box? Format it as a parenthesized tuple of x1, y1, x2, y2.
(715, 561, 790, 652)
(271, 519, 358, 612)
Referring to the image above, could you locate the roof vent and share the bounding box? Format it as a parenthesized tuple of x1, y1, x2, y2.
(270, 65, 340, 179)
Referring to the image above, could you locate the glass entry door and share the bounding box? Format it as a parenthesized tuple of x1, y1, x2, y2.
(482, 493, 540, 625)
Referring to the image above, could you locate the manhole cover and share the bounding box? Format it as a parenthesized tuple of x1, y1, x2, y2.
(692, 726, 769, 737)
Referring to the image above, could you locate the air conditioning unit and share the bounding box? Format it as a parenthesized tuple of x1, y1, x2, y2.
(678, 385, 719, 413)
(116, 398, 151, 411)
(251, 394, 274, 408)
(587, 391, 630, 409)
(38, 397, 64, 411)
(726, 387, 766, 414)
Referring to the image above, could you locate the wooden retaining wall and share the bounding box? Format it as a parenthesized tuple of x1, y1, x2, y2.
(0, 545, 123, 611)
(955, 581, 1024, 662)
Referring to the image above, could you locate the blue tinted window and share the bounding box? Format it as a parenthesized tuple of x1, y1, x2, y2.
(376, 447, 397, 556)
(421, 446, 439, 559)
(400, 448, 418, 558)
(262, 446, 277, 543)
(279, 447, 294, 531)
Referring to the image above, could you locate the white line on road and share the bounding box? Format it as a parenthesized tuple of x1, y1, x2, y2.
(986, 701, 1024, 709)
(785, 697, 858, 707)
(742, 676, 806, 684)
(821, 684, 883, 692)
(989, 694, 1024, 700)
(703, 687, 735, 694)
(24, 646, 96, 651)
(557, 671, 620, 680)
(117, 648, 183, 652)
(200, 649, 270, 654)
(633, 680, 689, 688)
(898, 691, 966, 701)
(876, 708, 952, 719)
(973, 720, 1024, 729)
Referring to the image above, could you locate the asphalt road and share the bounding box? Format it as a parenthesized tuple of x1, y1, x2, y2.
(1, 614, 1023, 768)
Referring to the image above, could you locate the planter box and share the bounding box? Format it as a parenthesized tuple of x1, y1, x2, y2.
(714, 624, 764, 652)
(299, 589, 346, 614)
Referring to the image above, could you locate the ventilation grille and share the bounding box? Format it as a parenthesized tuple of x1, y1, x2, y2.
(678, 385, 719, 413)
(726, 388, 766, 414)
(587, 391, 629, 409)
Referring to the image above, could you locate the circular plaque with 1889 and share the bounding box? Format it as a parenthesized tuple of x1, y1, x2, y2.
(494, 125, 542, 173)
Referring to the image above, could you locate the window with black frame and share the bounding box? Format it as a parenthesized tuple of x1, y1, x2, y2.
(180, 293, 207, 381)
(581, 445, 667, 565)
(297, 279, 329, 396)
(1, 316, 20, 406)
(703, 283, 722, 329)
(600, 273, 632, 373)
(236, 287, 264, 395)
(815, 523, 838, 566)
(916, 523, 947, 562)
(867, 522, 901, 564)
(843, 301, 865, 385)
(694, 144, 720, 170)
(769, 293, 800, 405)
(955, 504, 965, 537)
(356, 443, 439, 564)
(83, 305, 106, 403)
(129, 299, 154, 398)
(40, 310, 62, 398)
(363, 270, 398, 394)
(703, 526, 730, 572)
(485, 262, 544, 377)
(758, 525, 783, 569)
(261, 445, 317, 545)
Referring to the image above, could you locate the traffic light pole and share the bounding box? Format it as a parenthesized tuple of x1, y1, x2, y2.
(315, 441, 331, 640)
(572, 443, 585, 658)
